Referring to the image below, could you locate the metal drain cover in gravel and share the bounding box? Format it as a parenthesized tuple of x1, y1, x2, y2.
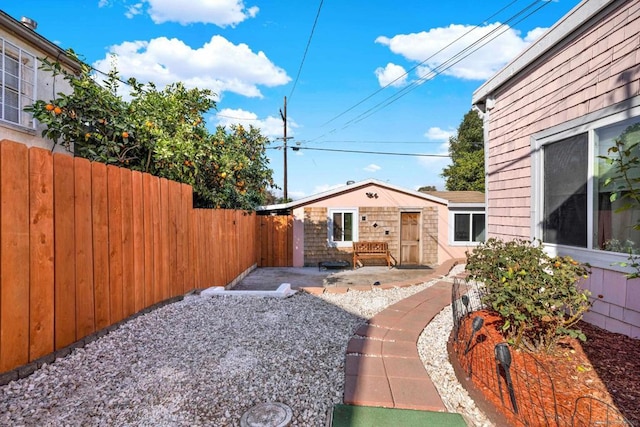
(240, 402, 293, 427)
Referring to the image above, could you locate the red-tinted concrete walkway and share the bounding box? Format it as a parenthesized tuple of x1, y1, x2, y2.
(343, 280, 453, 411)
(339, 260, 463, 412)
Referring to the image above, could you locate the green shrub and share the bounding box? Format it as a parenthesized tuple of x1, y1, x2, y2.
(466, 238, 592, 353)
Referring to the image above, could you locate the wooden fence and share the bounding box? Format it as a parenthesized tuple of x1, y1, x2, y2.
(257, 215, 293, 267)
(0, 140, 258, 374)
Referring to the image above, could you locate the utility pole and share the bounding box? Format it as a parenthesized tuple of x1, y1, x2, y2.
(279, 96, 290, 201)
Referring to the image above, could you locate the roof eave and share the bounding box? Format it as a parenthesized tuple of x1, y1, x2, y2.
(0, 11, 82, 72)
(472, 0, 614, 105)
(448, 202, 485, 209)
(257, 178, 451, 211)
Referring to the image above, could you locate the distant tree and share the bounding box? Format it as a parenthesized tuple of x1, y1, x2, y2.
(441, 109, 485, 191)
(418, 185, 437, 192)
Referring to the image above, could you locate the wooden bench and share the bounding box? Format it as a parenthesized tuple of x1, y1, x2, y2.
(352, 241, 392, 269)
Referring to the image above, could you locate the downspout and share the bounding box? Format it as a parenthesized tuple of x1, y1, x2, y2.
(473, 96, 494, 240)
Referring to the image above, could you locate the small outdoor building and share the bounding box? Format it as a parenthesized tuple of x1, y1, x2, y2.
(472, 0, 640, 337)
(258, 179, 485, 268)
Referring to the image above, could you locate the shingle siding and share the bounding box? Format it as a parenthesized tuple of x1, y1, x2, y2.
(486, 0, 640, 241)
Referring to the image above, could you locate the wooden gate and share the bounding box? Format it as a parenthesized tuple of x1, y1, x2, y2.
(257, 215, 293, 267)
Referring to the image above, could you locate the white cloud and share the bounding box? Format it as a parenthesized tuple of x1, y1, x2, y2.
(141, 0, 258, 26)
(93, 35, 290, 99)
(98, 0, 110, 7)
(363, 164, 381, 172)
(374, 63, 408, 88)
(125, 3, 144, 18)
(376, 23, 548, 81)
(424, 127, 454, 142)
(214, 108, 297, 140)
(525, 27, 548, 43)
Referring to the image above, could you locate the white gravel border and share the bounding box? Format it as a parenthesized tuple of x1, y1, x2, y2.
(0, 268, 491, 426)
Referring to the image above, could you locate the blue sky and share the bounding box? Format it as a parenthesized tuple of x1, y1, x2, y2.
(4, 0, 580, 199)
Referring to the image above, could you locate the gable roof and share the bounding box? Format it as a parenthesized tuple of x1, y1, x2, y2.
(0, 11, 81, 72)
(472, 0, 614, 107)
(258, 179, 485, 211)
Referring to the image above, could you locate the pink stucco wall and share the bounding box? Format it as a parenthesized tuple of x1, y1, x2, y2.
(289, 183, 475, 267)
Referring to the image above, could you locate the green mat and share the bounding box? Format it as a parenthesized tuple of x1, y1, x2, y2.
(330, 405, 467, 427)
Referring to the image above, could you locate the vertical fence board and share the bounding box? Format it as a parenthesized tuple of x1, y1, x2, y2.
(107, 166, 123, 324)
(197, 210, 205, 287)
(28, 147, 54, 361)
(131, 171, 145, 313)
(204, 210, 212, 286)
(74, 158, 95, 339)
(150, 176, 162, 305)
(192, 210, 200, 288)
(91, 162, 110, 330)
(120, 169, 135, 318)
(174, 182, 184, 295)
(168, 181, 179, 297)
(53, 153, 76, 350)
(0, 142, 30, 371)
(211, 210, 222, 286)
(159, 179, 170, 300)
(142, 173, 154, 308)
(190, 209, 197, 289)
(179, 184, 190, 294)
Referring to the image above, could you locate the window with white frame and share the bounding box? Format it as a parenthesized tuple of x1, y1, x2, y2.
(535, 108, 640, 262)
(451, 212, 485, 244)
(328, 208, 358, 247)
(1, 38, 36, 128)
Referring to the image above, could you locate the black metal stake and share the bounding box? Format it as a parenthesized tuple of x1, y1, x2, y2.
(495, 343, 518, 414)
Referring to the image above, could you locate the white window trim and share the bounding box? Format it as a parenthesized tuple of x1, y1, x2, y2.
(327, 208, 358, 248)
(1, 37, 37, 130)
(448, 210, 485, 246)
(531, 96, 640, 273)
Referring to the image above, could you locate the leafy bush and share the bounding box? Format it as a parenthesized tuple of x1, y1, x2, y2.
(25, 55, 275, 210)
(466, 238, 592, 353)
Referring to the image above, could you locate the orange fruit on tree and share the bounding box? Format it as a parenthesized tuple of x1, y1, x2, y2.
(122, 131, 129, 138)
(53, 106, 62, 115)
(45, 104, 54, 111)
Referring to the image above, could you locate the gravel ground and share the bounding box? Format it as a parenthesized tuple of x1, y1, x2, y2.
(0, 268, 490, 427)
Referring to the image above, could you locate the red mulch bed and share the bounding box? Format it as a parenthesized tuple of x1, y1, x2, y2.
(454, 311, 638, 426)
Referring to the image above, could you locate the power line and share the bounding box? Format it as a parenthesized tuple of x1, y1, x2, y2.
(344, 0, 549, 128)
(308, 0, 548, 143)
(308, 139, 446, 145)
(268, 145, 449, 157)
(320, 0, 521, 129)
(288, 0, 324, 104)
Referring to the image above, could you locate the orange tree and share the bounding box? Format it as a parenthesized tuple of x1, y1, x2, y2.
(25, 55, 275, 209)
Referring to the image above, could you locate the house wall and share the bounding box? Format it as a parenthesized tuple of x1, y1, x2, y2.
(435, 204, 476, 262)
(484, 0, 640, 241)
(291, 183, 457, 267)
(482, 0, 640, 337)
(0, 28, 74, 154)
(302, 207, 352, 266)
